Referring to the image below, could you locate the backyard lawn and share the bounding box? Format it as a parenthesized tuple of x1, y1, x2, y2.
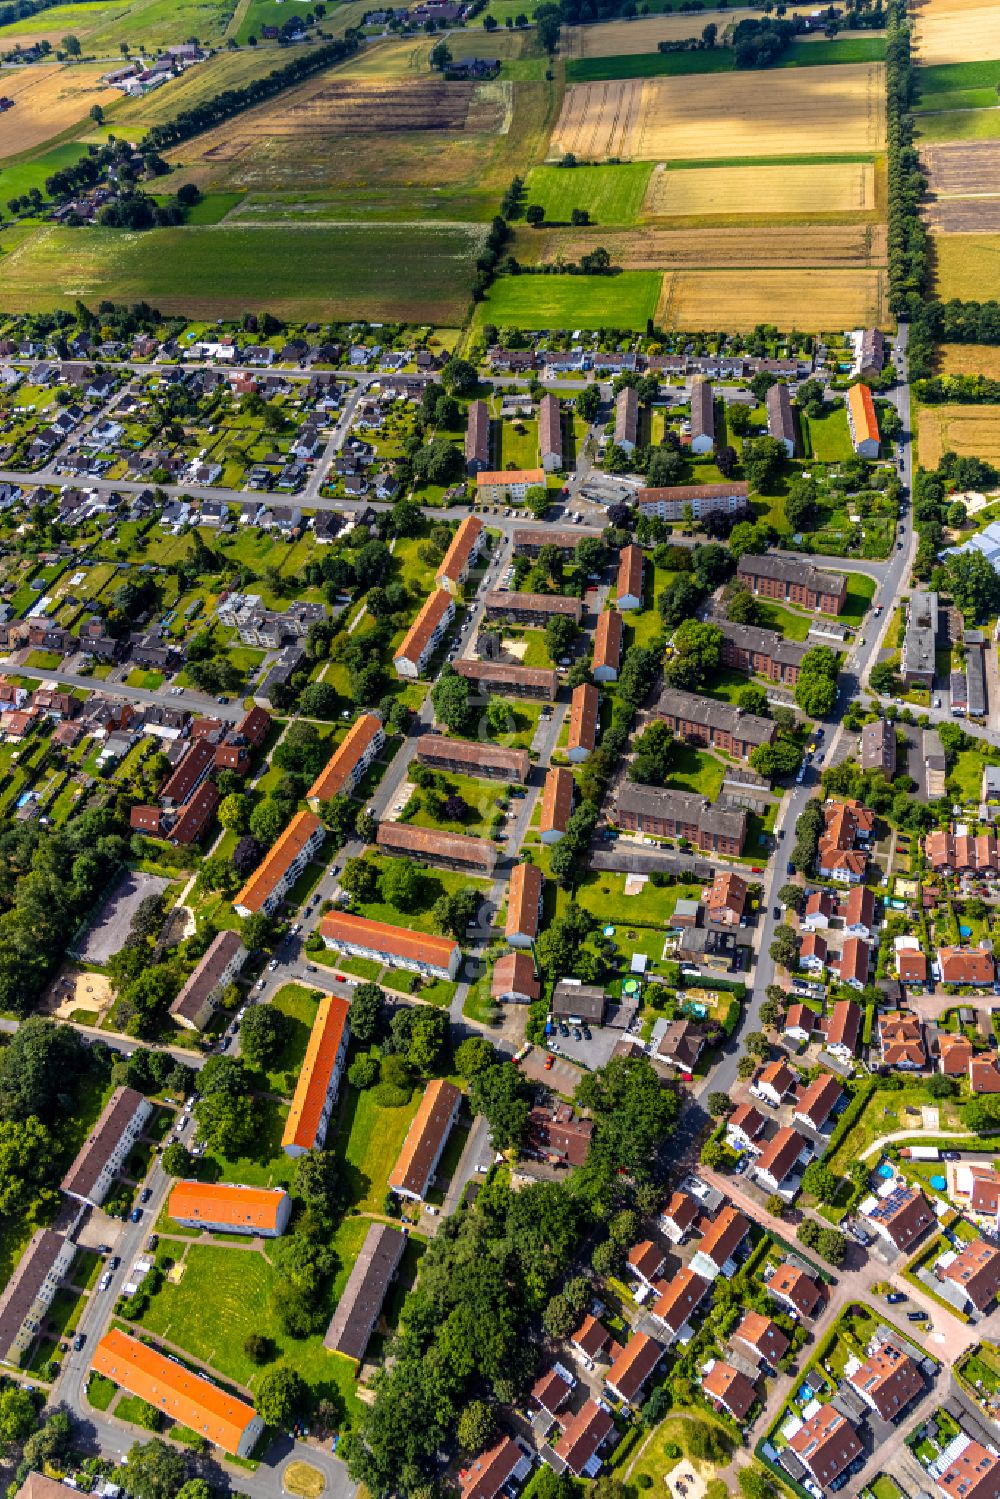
(333, 1084, 421, 1214)
(138, 1224, 371, 1420)
(825, 1083, 962, 1175)
(263, 985, 321, 1097)
(353, 855, 492, 935)
(627, 1413, 733, 1489)
(664, 742, 726, 799)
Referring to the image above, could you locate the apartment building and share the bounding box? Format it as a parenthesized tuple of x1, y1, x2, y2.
(689, 380, 715, 454)
(465, 400, 490, 473)
(717, 620, 809, 684)
(376, 820, 498, 876)
(388, 1078, 462, 1200)
(612, 783, 747, 857)
(92, 1328, 263, 1457)
(281, 993, 351, 1156)
(453, 658, 559, 700)
(306, 713, 385, 808)
(505, 861, 543, 948)
(636, 481, 750, 522)
(320, 912, 461, 981)
(169, 930, 247, 1031)
(540, 766, 574, 843)
(436, 515, 484, 594)
(616, 544, 644, 611)
(539, 392, 563, 471)
(415, 733, 530, 783)
(167, 1182, 292, 1237)
(233, 809, 325, 917)
(475, 469, 546, 504)
(615, 386, 638, 453)
(902, 591, 938, 687)
(62, 1086, 152, 1206)
(736, 553, 848, 614)
(482, 591, 583, 628)
(0, 1230, 75, 1365)
(846, 381, 880, 458)
(766, 382, 796, 457)
(568, 682, 599, 763)
(593, 609, 623, 682)
(394, 589, 455, 678)
(652, 687, 776, 760)
(323, 1221, 406, 1361)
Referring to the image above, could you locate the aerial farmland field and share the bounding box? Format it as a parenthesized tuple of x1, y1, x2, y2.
(549, 64, 885, 161)
(0, 64, 119, 157)
(918, 404, 1000, 468)
(931, 232, 1000, 297)
(540, 223, 887, 269)
(938, 345, 1000, 377)
(520, 163, 652, 224)
(643, 159, 880, 221)
(565, 35, 885, 81)
(0, 222, 485, 322)
(911, 0, 1000, 66)
(480, 270, 662, 330)
(0, 0, 238, 47)
(656, 267, 888, 330)
(561, 6, 848, 57)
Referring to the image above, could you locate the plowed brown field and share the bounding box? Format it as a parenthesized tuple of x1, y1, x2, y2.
(543, 223, 887, 267)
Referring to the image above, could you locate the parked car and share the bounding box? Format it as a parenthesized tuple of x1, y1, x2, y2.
(907, 1310, 928, 1321)
(73, 1333, 86, 1351)
(146, 1235, 159, 1252)
(99, 1272, 112, 1292)
(129, 1207, 142, 1223)
(139, 1187, 152, 1203)
(886, 1291, 906, 1304)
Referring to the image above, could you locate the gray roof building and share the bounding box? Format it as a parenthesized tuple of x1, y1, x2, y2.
(323, 1222, 406, 1361)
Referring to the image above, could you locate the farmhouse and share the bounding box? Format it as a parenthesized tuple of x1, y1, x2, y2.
(611, 783, 747, 856)
(766, 382, 796, 457)
(717, 620, 808, 684)
(616, 544, 644, 611)
(321, 912, 461, 981)
(233, 810, 325, 917)
(736, 553, 847, 614)
(539, 392, 563, 471)
(91, 1328, 263, 1457)
(636, 481, 749, 522)
(689, 380, 715, 454)
(394, 590, 455, 678)
(415, 733, 530, 783)
(61, 1086, 152, 1207)
(167, 1182, 292, 1237)
(593, 609, 624, 681)
(476, 469, 545, 504)
(846, 381, 880, 458)
(615, 386, 638, 453)
(454, 658, 558, 700)
(540, 766, 575, 843)
(281, 994, 351, 1157)
(652, 687, 776, 760)
(307, 714, 385, 807)
(465, 400, 490, 474)
(568, 682, 599, 762)
(169, 931, 247, 1031)
(389, 1078, 462, 1200)
(323, 1221, 406, 1361)
(436, 515, 484, 594)
(506, 861, 543, 947)
(482, 591, 583, 627)
(0, 1230, 75, 1365)
(376, 821, 498, 876)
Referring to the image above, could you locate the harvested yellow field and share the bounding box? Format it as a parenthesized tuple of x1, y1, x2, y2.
(938, 344, 1000, 377)
(912, 0, 1000, 65)
(644, 160, 878, 218)
(656, 268, 888, 330)
(918, 404, 1000, 468)
(543, 223, 886, 267)
(931, 232, 1000, 298)
(0, 63, 119, 157)
(550, 64, 885, 162)
(564, 5, 824, 55)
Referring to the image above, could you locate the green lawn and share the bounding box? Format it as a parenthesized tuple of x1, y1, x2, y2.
(262, 984, 321, 1097)
(138, 1226, 370, 1422)
(353, 855, 492, 934)
(703, 667, 753, 704)
(333, 1085, 421, 1214)
(480, 272, 662, 331)
(664, 742, 726, 799)
(754, 598, 813, 641)
(566, 871, 702, 928)
(953, 746, 1000, 803)
(914, 59, 1000, 112)
(801, 407, 854, 463)
(88, 1372, 117, 1411)
(520, 163, 653, 224)
(200, 1099, 296, 1190)
(628, 1414, 734, 1488)
(840, 571, 878, 627)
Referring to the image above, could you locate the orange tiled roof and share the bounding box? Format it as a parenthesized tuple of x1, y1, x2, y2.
(281, 993, 350, 1152)
(91, 1328, 257, 1454)
(306, 714, 382, 803)
(320, 911, 457, 969)
(168, 1181, 288, 1232)
(233, 809, 322, 914)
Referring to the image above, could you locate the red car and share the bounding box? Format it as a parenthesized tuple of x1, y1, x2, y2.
(545, 1054, 555, 1070)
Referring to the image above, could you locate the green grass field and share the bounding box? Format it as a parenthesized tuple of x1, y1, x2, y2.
(0, 222, 485, 322)
(840, 571, 877, 626)
(263, 984, 321, 1097)
(915, 57, 1000, 101)
(664, 742, 726, 799)
(138, 1227, 370, 1420)
(333, 1085, 421, 1214)
(481, 271, 661, 330)
(520, 163, 652, 225)
(565, 34, 884, 81)
(801, 407, 854, 462)
(915, 108, 1000, 143)
(0, 144, 93, 203)
(754, 598, 813, 641)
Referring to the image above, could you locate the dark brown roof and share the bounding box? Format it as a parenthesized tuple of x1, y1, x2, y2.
(323, 1221, 406, 1360)
(0, 1230, 68, 1356)
(170, 931, 246, 1024)
(61, 1086, 147, 1201)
